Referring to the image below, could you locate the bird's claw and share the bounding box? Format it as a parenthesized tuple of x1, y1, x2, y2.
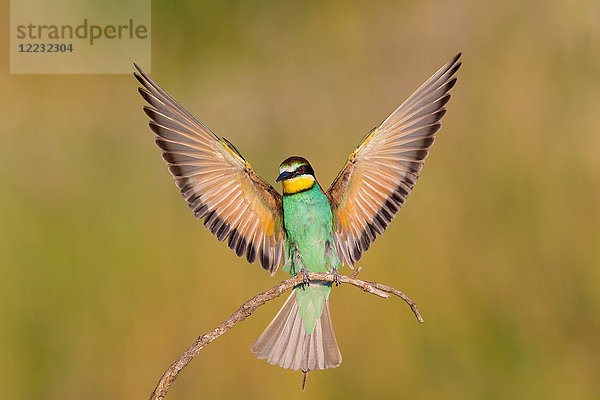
(299, 268, 310, 286)
(332, 269, 341, 286)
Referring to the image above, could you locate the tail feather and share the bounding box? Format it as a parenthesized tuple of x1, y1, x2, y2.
(252, 289, 342, 371)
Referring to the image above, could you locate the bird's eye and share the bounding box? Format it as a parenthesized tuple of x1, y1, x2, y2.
(297, 166, 305, 174)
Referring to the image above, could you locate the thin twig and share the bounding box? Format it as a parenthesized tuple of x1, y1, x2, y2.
(350, 266, 362, 278)
(149, 270, 422, 400)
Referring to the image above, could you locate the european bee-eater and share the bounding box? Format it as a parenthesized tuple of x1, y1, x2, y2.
(134, 53, 461, 383)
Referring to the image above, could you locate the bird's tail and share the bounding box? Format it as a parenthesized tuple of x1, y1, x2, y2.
(251, 288, 342, 373)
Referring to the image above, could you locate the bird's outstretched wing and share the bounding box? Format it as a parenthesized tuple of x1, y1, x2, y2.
(134, 65, 285, 275)
(326, 53, 462, 267)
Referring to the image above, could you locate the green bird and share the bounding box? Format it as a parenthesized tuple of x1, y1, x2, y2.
(134, 53, 461, 383)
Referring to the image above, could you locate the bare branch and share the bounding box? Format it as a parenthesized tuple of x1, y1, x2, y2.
(149, 271, 423, 400)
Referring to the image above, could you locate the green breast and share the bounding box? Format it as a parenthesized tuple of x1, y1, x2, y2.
(282, 183, 338, 275)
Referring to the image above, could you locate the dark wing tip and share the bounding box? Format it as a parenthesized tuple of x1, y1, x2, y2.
(133, 64, 160, 98)
(449, 63, 461, 79)
(143, 105, 158, 120)
(133, 62, 146, 76)
(439, 93, 452, 108)
(445, 77, 458, 92)
(133, 71, 143, 85)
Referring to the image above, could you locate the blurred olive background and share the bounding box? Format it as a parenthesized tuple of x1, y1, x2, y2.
(1, 0, 599, 399)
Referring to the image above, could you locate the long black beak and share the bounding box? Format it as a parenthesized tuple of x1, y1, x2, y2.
(276, 171, 293, 182)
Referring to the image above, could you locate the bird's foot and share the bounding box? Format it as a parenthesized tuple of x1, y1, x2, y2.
(299, 268, 310, 286)
(332, 268, 341, 286)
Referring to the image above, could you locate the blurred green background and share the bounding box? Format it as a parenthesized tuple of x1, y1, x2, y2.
(1, 0, 599, 399)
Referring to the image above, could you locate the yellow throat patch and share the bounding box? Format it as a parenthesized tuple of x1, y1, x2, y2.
(282, 175, 315, 195)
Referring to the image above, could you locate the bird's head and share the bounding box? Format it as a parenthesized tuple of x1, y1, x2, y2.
(277, 156, 316, 195)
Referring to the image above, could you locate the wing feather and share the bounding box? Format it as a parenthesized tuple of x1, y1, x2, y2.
(135, 64, 285, 274)
(326, 53, 461, 267)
